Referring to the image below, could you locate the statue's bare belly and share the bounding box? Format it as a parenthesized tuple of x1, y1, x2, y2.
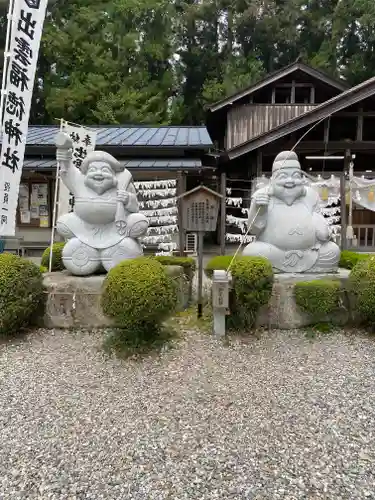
(258, 202, 316, 251)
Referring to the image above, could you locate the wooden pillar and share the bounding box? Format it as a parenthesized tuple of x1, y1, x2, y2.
(291, 80, 296, 104)
(220, 171, 226, 255)
(323, 118, 330, 143)
(310, 86, 315, 104)
(341, 149, 351, 250)
(256, 150, 262, 177)
(340, 173, 347, 250)
(177, 170, 186, 256)
(271, 87, 276, 104)
(357, 107, 363, 141)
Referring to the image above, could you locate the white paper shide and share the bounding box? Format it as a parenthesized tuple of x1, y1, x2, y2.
(0, 0, 48, 235)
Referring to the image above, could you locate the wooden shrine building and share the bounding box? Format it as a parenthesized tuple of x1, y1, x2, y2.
(206, 61, 375, 252)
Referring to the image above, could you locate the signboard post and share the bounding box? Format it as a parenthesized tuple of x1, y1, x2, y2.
(178, 185, 222, 319)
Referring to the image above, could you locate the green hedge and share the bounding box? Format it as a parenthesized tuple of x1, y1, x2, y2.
(228, 256, 274, 330)
(0, 254, 45, 335)
(101, 257, 177, 339)
(205, 255, 235, 278)
(154, 255, 196, 278)
(339, 250, 370, 270)
(206, 250, 372, 276)
(41, 242, 66, 271)
(295, 279, 342, 317)
(348, 256, 375, 323)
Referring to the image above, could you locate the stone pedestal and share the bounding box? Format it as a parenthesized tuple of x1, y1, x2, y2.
(43, 272, 112, 329)
(43, 266, 190, 329)
(256, 269, 350, 329)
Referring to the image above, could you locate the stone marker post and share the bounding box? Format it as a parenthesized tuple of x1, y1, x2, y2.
(212, 270, 230, 337)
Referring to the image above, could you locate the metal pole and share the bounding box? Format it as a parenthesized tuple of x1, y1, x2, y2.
(48, 119, 64, 272)
(0, 0, 17, 131)
(177, 171, 184, 256)
(348, 162, 353, 228)
(197, 231, 204, 318)
(220, 172, 226, 255)
(345, 149, 354, 245)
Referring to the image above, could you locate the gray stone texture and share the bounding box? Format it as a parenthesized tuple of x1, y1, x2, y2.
(55, 131, 149, 276)
(43, 266, 190, 328)
(243, 151, 340, 273)
(257, 269, 350, 329)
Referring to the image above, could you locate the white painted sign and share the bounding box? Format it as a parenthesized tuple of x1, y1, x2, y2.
(0, 0, 48, 235)
(57, 122, 97, 217)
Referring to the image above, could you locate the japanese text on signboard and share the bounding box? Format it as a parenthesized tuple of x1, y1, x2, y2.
(57, 123, 97, 215)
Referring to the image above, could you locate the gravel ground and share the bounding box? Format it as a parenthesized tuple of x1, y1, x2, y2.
(1, 328, 375, 500)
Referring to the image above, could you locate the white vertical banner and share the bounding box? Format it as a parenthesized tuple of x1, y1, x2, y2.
(0, 0, 48, 236)
(57, 122, 97, 217)
(62, 123, 97, 171)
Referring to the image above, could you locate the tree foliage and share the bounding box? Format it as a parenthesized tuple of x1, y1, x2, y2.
(2, 0, 375, 125)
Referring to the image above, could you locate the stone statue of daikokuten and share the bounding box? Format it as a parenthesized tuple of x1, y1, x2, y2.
(242, 150, 340, 273)
(55, 132, 149, 275)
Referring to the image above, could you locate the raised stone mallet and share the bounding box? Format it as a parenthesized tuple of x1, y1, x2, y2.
(55, 131, 73, 151)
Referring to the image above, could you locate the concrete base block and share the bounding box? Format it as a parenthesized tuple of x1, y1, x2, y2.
(43, 265, 190, 329)
(256, 269, 350, 329)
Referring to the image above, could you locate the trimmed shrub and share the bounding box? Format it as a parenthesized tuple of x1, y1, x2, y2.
(101, 257, 178, 338)
(295, 280, 342, 317)
(41, 242, 65, 271)
(154, 255, 196, 278)
(348, 257, 375, 323)
(154, 255, 196, 308)
(40, 265, 48, 273)
(0, 254, 45, 335)
(228, 256, 274, 330)
(339, 250, 370, 270)
(205, 255, 235, 278)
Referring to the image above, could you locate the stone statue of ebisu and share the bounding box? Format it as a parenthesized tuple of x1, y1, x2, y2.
(242, 151, 340, 273)
(55, 132, 149, 276)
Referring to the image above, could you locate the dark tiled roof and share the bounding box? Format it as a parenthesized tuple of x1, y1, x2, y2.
(122, 159, 202, 169)
(23, 159, 54, 169)
(23, 158, 204, 171)
(1, 125, 213, 148)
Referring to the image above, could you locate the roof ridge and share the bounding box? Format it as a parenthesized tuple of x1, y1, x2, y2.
(24, 124, 208, 129)
(0, 126, 213, 149)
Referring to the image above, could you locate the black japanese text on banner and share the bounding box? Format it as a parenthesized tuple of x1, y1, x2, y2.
(57, 123, 97, 217)
(62, 123, 97, 171)
(0, 0, 48, 236)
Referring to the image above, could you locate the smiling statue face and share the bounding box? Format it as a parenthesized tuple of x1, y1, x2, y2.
(84, 161, 117, 195)
(272, 167, 305, 205)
